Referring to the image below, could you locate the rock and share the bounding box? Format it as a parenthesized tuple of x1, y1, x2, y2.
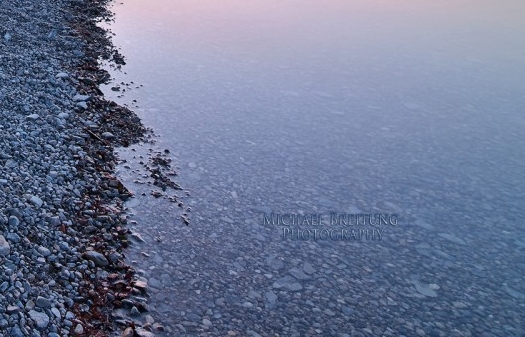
(412, 280, 438, 297)
(8, 215, 19, 227)
(0, 235, 10, 256)
(38, 246, 52, 257)
(82, 251, 109, 266)
(28, 195, 44, 208)
(28, 310, 50, 329)
(6, 305, 20, 314)
(272, 276, 303, 291)
(76, 101, 88, 109)
(121, 327, 134, 337)
(36, 296, 52, 308)
(152, 322, 165, 331)
(303, 262, 316, 275)
(130, 306, 140, 316)
(25, 300, 35, 310)
(6, 233, 20, 243)
(135, 328, 156, 337)
(289, 267, 311, 280)
(438, 233, 466, 245)
(73, 94, 90, 102)
(265, 291, 277, 308)
(266, 256, 284, 270)
(133, 280, 148, 292)
(55, 72, 69, 79)
(74, 324, 84, 334)
(26, 114, 40, 120)
(101, 132, 115, 139)
(9, 326, 24, 337)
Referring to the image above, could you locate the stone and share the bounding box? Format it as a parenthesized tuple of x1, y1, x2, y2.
(120, 328, 135, 337)
(266, 256, 284, 270)
(303, 262, 315, 274)
(82, 251, 109, 266)
(28, 310, 50, 329)
(73, 94, 90, 102)
(29, 195, 44, 208)
(6, 305, 20, 314)
(136, 328, 156, 337)
(38, 246, 52, 257)
(36, 296, 52, 308)
(133, 280, 148, 292)
(74, 324, 84, 334)
(76, 101, 88, 109)
(121, 327, 134, 337)
(0, 235, 10, 256)
(101, 132, 115, 139)
(26, 113, 40, 120)
(438, 233, 466, 245)
(55, 72, 69, 78)
(130, 306, 140, 316)
(6, 233, 20, 243)
(8, 215, 19, 227)
(272, 276, 303, 291)
(289, 267, 311, 280)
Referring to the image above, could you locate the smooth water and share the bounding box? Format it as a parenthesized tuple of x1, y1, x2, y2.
(101, 0, 525, 335)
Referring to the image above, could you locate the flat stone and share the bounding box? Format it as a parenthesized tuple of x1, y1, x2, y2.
(133, 280, 148, 292)
(272, 276, 303, 291)
(29, 195, 44, 208)
(302, 262, 316, 275)
(6, 233, 20, 243)
(36, 296, 52, 308)
(0, 235, 10, 256)
(438, 233, 466, 245)
(265, 291, 277, 307)
(26, 113, 40, 120)
(28, 310, 50, 329)
(55, 72, 69, 78)
(289, 267, 311, 280)
(76, 101, 88, 109)
(73, 94, 90, 102)
(38, 246, 51, 257)
(101, 132, 115, 139)
(266, 256, 284, 270)
(412, 280, 437, 297)
(6, 305, 19, 314)
(135, 328, 155, 337)
(82, 251, 109, 266)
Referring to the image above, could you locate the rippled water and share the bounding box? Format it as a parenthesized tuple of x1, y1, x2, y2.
(101, 0, 525, 335)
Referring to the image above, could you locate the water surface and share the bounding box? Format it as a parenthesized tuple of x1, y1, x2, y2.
(102, 0, 525, 335)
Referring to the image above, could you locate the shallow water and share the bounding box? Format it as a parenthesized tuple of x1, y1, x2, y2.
(101, 0, 525, 335)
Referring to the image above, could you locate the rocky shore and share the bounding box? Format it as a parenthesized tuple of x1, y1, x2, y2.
(1, 0, 151, 335)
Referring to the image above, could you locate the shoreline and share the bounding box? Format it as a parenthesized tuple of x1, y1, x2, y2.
(1, 0, 151, 335)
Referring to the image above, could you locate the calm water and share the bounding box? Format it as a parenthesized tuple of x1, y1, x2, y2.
(101, 0, 525, 335)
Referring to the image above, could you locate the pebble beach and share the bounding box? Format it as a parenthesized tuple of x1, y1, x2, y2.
(1, 0, 148, 335)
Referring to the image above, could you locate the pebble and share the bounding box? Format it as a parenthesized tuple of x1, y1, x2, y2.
(83, 251, 109, 266)
(272, 276, 303, 291)
(28, 310, 50, 329)
(0, 236, 10, 256)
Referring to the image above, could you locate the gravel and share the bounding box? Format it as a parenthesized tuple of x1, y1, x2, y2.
(1, 0, 148, 335)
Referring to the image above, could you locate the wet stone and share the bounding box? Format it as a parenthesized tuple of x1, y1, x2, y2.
(272, 276, 303, 291)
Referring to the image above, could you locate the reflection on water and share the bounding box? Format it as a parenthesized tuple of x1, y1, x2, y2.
(102, 0, 525, 335)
